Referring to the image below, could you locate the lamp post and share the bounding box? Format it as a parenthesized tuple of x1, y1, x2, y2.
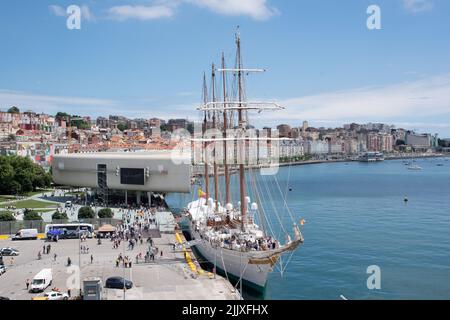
(123, 225, 126, 300)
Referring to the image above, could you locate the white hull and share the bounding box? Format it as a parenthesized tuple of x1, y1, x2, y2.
(189, 225, 271, 290)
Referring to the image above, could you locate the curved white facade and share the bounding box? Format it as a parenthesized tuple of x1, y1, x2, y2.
(52, 151, 191, 193)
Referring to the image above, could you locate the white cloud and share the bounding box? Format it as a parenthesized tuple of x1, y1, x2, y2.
(256, 75, 450, 126)
(403, 0, 434, 13)
(185, 0, 278, 20)
(107, 5, 175, 21)
(0, 90, 117, 115)
(106, 0, 278, 22)
(81, 5, 96, 22)
(49, 4, 95, 21)
(49, 5, 66, 17)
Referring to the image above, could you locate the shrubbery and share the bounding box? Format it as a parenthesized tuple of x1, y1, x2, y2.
(78, 206, 95, 219)
(23, 209, 42, 221)
(52, 211, 69, 221)
(0, 211, 16, 221)
(98, 208, 114, 219)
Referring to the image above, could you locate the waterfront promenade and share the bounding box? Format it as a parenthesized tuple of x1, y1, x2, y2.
(0, 233, 240, 300)
(192, 152, 449, 176)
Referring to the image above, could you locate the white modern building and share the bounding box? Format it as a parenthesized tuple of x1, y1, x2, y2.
(52, 150, 191, 205)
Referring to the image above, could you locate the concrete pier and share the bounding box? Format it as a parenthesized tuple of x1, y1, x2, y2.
(0, 233, 240, 300)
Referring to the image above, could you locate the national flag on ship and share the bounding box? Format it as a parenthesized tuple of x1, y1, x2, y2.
(198, 188, 207, 198)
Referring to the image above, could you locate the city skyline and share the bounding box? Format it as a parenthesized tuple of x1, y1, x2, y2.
(1, 1, 450, 135)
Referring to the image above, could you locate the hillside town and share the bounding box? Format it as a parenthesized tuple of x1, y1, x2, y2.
(1, 107, 449, 169)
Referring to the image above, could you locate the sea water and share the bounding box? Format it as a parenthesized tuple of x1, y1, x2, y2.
(167, 157, 450, 300)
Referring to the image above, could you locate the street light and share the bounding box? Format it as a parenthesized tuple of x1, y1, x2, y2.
(123, 223, 126, 300)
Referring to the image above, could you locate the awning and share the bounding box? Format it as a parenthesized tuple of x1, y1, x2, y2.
(97, 224, 116, 233)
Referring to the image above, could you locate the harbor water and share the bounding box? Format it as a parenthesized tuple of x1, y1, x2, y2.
(167, 157, 450, 300)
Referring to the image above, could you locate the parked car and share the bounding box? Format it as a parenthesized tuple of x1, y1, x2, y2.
(0, 248, 19, 256)
(105, 277, 133, 290)
(0, 296, 10, 300)
(44, 291, 69, 300)
(0, 265, 6, 275)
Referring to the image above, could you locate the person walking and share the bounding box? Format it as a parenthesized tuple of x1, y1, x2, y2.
(53, 253, 57, 262)
(26, 279, 30, 291)
(67, 257, 71, 266)
(90, 254, 93, 264)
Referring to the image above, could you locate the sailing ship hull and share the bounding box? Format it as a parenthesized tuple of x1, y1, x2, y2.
(187, 225, 271, 292)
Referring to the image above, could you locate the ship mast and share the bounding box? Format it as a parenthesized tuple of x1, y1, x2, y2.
(197, 30, 283, 229)
(221, 53, 231, 206)
(202, 73, 210, 201)
(236, 32, 247, 232)
(211, 64, 220, 210)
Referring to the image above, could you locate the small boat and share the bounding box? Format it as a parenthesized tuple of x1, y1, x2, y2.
(436, 164, 444, 167)
(407, 165, 422, 171)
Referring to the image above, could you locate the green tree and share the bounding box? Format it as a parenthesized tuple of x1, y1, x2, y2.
(78, 206, 95, 219)
(23, 209, 42, 221)
(52, 211, 69, 221)
(187, 122, 194, 134)
(55, 112, 70, 119)
(160, 124, 169, 132)
(7, 106, 20, 113)
(117, 123, 127, 132)
(0, 212, 16, 221)
(0, 157, 15, 194)
(97, 208, 114, 219)
(0, 156, 53, 195)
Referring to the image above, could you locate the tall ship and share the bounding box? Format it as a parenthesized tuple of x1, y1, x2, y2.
(184, 30, 304, 292)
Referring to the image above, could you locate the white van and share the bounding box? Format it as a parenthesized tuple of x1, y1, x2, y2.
(30, 268, 52, 293)
(12, 229, 38, 241)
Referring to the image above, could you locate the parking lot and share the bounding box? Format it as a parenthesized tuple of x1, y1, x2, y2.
(0, 235, 240, 300)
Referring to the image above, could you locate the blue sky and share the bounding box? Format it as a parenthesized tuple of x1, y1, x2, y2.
(0, 0, 450, 136)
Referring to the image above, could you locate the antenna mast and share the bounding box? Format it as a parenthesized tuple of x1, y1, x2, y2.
(236, 31, 247, 232)
(202, 73, 210, 201)
(211, 63, 219, 210)
(222, 53, 231, 206)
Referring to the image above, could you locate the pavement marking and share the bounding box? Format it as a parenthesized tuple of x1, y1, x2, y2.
(0, 234, 45, 240)
(175, 231, 199, 273)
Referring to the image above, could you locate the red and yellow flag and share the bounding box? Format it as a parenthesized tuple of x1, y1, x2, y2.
(198, 188, 206, 198)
